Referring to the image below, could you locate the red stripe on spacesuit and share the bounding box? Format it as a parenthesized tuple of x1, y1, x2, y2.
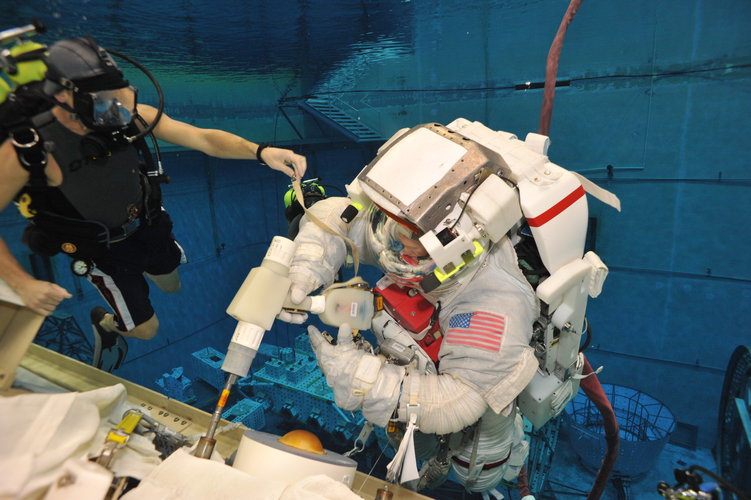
(525, 185, 585, 227)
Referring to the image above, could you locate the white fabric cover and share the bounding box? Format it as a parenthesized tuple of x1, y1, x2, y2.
(43, 457, 113, 500)
(280, 474, 363, 500)
(0, 384, 129, 500)
(0, 383, 363, 500)
(121, 448, 361, 500)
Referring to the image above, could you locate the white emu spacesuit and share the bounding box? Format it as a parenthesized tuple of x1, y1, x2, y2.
(282, 119, 617, 496)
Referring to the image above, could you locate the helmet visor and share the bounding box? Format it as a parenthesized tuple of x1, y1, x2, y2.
(368, 209, 435, 286)
(88, 86, 137, 128)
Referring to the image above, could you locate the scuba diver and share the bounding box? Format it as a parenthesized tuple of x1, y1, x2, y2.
(0, 35, 307, 372)
(279, 120, 616, 496)
(283, 177, 327, 239)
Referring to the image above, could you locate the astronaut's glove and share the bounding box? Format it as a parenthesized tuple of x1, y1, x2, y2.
(308, 323, 405, 427)
(276, 309, 308, 324)
(288, 263, 327, 305)
(288, 197, 352, 305)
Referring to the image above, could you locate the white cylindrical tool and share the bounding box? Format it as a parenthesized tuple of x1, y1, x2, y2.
(223, 236, 295, 377)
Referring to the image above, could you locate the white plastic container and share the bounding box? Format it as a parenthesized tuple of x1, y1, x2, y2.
(285, 286, 375, 331)
(318, 287, 374, 330)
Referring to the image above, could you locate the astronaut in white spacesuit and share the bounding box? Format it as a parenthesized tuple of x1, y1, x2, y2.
(281, 119, 615, 496)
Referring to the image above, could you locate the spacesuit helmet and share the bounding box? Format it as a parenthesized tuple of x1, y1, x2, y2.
(356, 122, 521, 292)
(43, 37, 136, 132)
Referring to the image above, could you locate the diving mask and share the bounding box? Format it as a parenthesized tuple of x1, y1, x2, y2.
(84, 85, 137, 129)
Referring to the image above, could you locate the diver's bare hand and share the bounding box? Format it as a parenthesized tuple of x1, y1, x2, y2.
(17, 279, 72, 316)
(261, 147, 307, 179)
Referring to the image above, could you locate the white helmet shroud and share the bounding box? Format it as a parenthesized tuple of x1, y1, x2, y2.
(352, 123, 524, 292)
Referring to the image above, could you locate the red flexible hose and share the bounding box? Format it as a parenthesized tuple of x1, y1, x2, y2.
(579, 355, 620, 500)
(538, 3, 618, 497)
(538, 0, 584, 136)
(517, 463, 532, 497)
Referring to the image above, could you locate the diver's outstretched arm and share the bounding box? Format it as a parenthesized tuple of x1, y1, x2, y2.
(137, 104, 306, 179)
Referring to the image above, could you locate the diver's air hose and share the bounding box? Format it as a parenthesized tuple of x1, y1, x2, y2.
(106, 47, 164, 143)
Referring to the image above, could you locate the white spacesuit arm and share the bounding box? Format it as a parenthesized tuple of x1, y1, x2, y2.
(387, 338, 535, 436)
(288, 196, 354, 304)
(396, 373, 488, 435)
(309, 326, 488, 433)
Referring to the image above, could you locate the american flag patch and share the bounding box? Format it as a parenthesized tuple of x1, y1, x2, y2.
(445, 312, 506, 351)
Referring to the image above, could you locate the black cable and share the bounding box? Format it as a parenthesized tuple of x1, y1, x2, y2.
(449, 179, 484, 232)
(547, 479, 591, 494)
(319, 183, 346, 196)
(579, 318, 592, 353)
(135, 115, 163, 172)
(106, 48, 164, 143)
(279, 62, 751, 100)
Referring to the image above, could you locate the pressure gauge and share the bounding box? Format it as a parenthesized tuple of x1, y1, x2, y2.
(71, 259, 91, 277)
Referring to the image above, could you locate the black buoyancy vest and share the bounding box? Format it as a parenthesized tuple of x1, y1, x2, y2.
(29, 112, 144, 228)
(14, 112, 164, 255)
